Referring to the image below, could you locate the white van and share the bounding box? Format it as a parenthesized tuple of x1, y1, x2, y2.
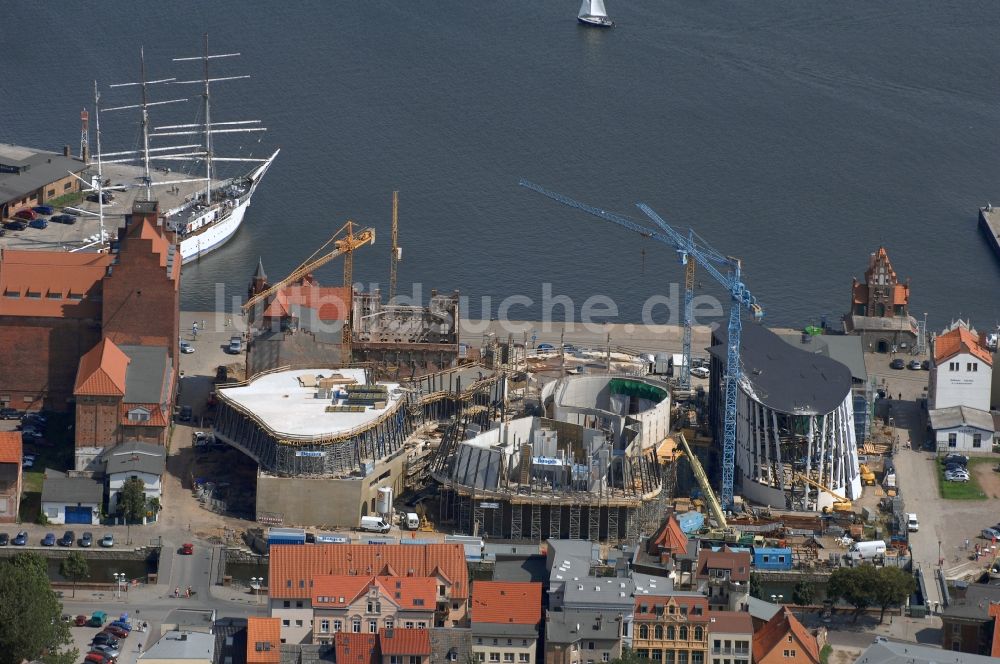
(404, 513, 420, 530)
(849, 540, 887, 560)
(359, 516, 391, 533)
(907, 513, 919, 532)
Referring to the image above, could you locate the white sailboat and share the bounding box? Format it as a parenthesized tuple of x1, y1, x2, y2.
(98, 36, 278, 264)
(578, 0, 614, 27)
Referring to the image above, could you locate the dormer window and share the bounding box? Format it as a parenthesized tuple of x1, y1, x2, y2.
(128, 407, 150, 422)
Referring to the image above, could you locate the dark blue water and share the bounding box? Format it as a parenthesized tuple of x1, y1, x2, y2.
(3, 1, 999, 329)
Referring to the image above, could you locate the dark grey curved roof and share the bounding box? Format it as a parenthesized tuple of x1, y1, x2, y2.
(708, 323, 852, 415)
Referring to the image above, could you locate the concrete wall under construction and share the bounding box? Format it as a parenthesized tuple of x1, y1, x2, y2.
(246, 328, 344, 377)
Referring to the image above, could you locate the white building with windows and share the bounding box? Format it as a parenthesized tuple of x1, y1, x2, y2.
(105, 441, 166, 518)
(929, 322, 993, 412)
(707, 611, 753, 664)
(928, 406, 997, 454)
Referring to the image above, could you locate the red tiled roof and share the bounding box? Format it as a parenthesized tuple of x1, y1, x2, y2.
(268, 544, 468, 600)
(646, 513, 688, 559)
(0, 431, 22, 464)
(634, 595, 710, 623)
(707, 610, 753, 635)
(119, 403, 168, 427)
(0, 249, 112, 318)
(376, 575, 437, 610)
(335, 633, 378, 664)
(752, 607, 818, 664)
(378, 628, 431, 656)
(74, 338, 129, 396)
(262, 280, 351, 322)
(695, 547, 751, 582)
(470, 581, 541, 626)
(935, 326, 993, 366)
(311, 575, 372, 607)
(246, 617, 281, 664)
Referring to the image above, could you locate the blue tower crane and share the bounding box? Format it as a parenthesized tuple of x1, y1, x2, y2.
(519, 179, 763, 509)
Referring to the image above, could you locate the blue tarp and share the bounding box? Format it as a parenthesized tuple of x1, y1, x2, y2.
(677, 511, 705, 534)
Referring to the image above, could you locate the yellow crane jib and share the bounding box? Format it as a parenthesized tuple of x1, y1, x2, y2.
(791, 472, 852, 512)
(676, 432, 727, 530)
(242, 222, 375, 312)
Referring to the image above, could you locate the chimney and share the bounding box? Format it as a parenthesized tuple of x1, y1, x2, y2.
(63, 145, 71, 158)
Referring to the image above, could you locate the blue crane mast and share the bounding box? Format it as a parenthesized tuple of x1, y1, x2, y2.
(518, 179, 763, 509)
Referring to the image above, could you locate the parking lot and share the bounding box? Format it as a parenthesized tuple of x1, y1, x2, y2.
(63, 612, 154, 664)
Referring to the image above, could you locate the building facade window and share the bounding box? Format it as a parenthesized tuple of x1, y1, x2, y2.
(974, 434, 983, 448)
(320, 620, 329, 633)
(352, 618, 361, 633)
(948, 433, 957, 447)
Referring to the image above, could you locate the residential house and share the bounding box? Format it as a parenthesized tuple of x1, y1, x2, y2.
(707, 611, 752, 664)
(267, 544, 469, 644)
(246, 617, 282, 664)
(0, 431, 22, 523)
(694, 548, 751, 611)
(429, 627, 472, 664)
(470, 581, 542, 664)
(140, 631, 216, 664)
(856, 636, 1000, 664)
(928, 406, 997, 454)
(105, 440, 166, 517)
(543, 609, 623, 664)
(646, 514, 689, 566)
(378, 628, 431, 664)
(335, 633, 379, 664)
(40, 469, 102, 525)
(74, 339, 173, 471)
(631, 594, 710, 664)
(751, 608, 818, 664)
(310, 575, 436, 643)
(745, 598, 781, 632)
(930, 322, 993, 412)
(940, 583, 1000, 655)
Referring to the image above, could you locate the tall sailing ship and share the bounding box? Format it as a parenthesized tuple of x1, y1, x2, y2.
(95, 35, 278, 264)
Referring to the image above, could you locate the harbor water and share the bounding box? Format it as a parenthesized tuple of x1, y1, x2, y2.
(2, 1, 999, 328)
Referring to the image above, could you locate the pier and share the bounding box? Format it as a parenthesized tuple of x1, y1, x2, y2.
(979, 205, 1000, 258)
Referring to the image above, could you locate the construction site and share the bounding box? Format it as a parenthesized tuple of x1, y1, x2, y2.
(430, 375, 671, 542)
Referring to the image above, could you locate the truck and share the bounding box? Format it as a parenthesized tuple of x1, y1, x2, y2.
(359, 516, 391, 533)
(849, 540, 886, 561)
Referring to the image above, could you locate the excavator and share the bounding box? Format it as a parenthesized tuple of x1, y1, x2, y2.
(859, 463, 876, 486)
(791, 472, 853, 513)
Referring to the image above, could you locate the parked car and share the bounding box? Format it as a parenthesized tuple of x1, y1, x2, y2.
(943, 454, 969, 466)
(28, 218, 48, 229)
(690, 366, 710, 379)
(0, 533, 8, 546)
(3, 220, 27, 231)
(906, 513, 919, 532)
(58, 531, 75, 547)
(889, 358, 905, 370)
(14, 208, 37, 220)
(75, 615, 89, 626)
(85, 651, 114, 664)
(178, 405, 192, 422)
(86, 192, 112, 204)
(99, 533, 114, 548)
(50, 213, 77, 224)
(179, 340, 195, 354)
(91, 644, 121, 659)
(41, 532, 56, 546)
(21, 457, 34, 469)
(80, 531, 93, 547)
(32, 205, 54, 215)
(180, 542, 194, 555)
(0, 407, 20, 420)
(921, 359, 930, 370)
(945, 471, 970, 482)
(22, 412, 48, 425)
(101, 625, 129, 639)
(12, 531, 27, 546)
(228, 335, 242, 354)
(983, 527, 1000, 540)
(907, 359, 922, 370)
(109, 620, 132, 633)
(90, 636, 119, 650)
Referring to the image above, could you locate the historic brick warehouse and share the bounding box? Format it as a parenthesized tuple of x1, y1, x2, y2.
(0, 201, 180, 465)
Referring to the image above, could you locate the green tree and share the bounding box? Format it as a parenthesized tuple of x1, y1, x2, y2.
(59, 551, 90, 598)
(611, 648, 649, 664)
(828, 565, 879, 622)
(119, 476, 147, 545)
(872, 566, 916, 624)
(792, 580, 816, 606)
(0, 553, 77, 664)
(749, 571, 763, 599)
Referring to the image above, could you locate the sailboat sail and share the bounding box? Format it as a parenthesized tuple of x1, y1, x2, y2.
(578, 0, 590, 18)
(590, 0, 608, 17)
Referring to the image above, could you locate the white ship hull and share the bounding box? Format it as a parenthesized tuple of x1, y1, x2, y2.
(176, 149, 279, 264)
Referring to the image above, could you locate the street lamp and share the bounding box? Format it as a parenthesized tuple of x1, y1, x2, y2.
(938, 539, 943, 567)
(250, 577, 262, 604)
(770, 594, 783, 605)
(113, 573, 126, 600)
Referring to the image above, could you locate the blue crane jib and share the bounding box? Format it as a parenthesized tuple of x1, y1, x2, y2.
(518, 178, 764, 510)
